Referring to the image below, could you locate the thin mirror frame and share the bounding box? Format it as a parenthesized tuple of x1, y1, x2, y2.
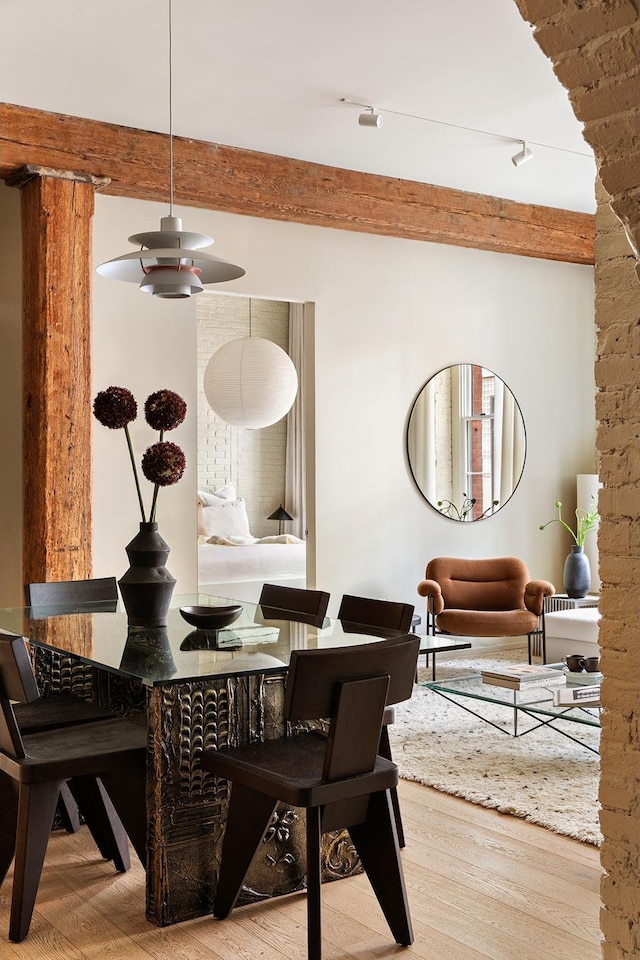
(405, 363, 527, 522)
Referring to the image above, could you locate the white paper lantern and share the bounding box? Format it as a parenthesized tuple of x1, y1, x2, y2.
(203, 337, 298, 429)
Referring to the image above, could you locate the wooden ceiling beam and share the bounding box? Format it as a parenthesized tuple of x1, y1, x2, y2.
(0, 102, 594, 265)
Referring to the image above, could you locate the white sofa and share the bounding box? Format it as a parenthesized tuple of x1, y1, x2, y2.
(544, 607, 601, 663)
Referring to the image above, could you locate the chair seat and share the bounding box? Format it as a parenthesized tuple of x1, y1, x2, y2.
(201, 731, 398, 808)
(14, 695, 116, 734)
(436, 608, 539, 637)
(0, 719, 147, 784)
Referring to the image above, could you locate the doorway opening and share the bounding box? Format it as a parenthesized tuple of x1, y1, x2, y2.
(196, 293, 307, 602)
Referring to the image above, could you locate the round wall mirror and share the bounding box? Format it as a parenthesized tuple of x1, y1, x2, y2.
(406, 364, 526, 521)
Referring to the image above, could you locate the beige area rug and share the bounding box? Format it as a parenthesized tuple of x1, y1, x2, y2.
(391, 649, 602, 846)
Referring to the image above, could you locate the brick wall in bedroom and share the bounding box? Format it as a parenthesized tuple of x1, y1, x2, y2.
(196, 294, 290, 539)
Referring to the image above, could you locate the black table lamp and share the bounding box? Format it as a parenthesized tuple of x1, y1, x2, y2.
(267, 505, 294, 535)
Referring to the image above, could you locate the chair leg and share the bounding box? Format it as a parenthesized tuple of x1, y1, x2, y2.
(0, 774, 19, 886)
(306, 806, 322, 960)
(378, 726, 405, 848)
(98, 761, 148, 868)
(9, 781, 62, 942)
(348, 789, 413, 947)
(67, 776, 131, 872)
(57, 783, 81, 833)
(214, 783, 277, 920)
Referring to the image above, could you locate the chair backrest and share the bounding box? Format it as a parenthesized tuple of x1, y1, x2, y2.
(259, 583, 330, 619)
(425, 557, 529, 612)
(284, 633, 419, 721)
(337, 594, 414, 633)
(25, 577, 118, 607)
(0, 630, 39, 759)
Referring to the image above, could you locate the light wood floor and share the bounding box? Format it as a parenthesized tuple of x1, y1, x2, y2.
(0, 780, 602, 960)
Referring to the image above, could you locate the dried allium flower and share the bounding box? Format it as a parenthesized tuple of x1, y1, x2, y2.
(144, 389, 187, 431)
(93, 386, 137, 429)
(141, 441, 186, 487)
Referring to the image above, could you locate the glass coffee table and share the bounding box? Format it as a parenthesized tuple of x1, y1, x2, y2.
(420, 666, 601, 753)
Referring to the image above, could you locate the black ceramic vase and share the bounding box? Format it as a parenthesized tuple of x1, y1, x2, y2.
(119, 626, 177, 680)
(563, 544, 591, 598)
(118, 522, 176, 626)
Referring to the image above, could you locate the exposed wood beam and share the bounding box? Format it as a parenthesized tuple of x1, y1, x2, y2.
(0, 102, 594, 265)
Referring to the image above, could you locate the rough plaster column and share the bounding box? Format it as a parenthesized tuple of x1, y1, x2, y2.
(513, 2, 640, 958)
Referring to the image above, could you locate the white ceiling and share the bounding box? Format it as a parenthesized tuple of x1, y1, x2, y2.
(0, 0, 596, 213)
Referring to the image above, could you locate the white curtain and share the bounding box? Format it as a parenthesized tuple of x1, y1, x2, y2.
(407, 379, 436, 503)
(285, 303, 306, 539)
(494, 378, 525, 506)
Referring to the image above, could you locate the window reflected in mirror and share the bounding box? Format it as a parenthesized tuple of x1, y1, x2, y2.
(407, 364, 526, 521)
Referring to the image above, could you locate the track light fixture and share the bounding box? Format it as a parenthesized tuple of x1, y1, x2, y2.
(97, 0, 245, 298)
(358, 107, 383, 128)
(341, 98, 592, 168)
(511, 141, 533, 167)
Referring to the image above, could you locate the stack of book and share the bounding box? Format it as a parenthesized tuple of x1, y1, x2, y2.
(481, 663, 567, 691)
(553, 685, 601, 707)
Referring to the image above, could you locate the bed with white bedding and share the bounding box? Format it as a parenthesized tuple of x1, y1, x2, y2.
(197, 485, 306, 601)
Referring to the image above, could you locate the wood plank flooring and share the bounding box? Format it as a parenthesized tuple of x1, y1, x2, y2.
(0, 780, 602, 959)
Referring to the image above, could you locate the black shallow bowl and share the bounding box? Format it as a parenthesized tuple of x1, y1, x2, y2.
(179, 604, 243, 631)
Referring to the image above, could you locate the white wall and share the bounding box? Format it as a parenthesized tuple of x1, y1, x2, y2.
(91, 203, 198, 592)
(92, 195, 596, 615)
(0, 186, 594, 612)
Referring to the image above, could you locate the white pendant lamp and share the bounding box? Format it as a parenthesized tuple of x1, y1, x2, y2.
(96, 0, 244, 299)
(97, 216, 244, 298)
(204, 336, 298, 429)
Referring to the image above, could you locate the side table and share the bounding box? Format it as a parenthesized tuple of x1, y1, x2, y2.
(417, 634, 472, 681)
(544, 594, 599, 614)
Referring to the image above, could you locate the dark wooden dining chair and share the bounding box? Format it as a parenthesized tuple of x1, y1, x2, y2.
(25, 576, 119, 610)
(0, 630, 147, 942)
(337, 594, 416, 848)
(258, 583, 330, 620)
(201, 632, 420, 960)
(19, 577, 120, 836)
(337, 594, 415, 633)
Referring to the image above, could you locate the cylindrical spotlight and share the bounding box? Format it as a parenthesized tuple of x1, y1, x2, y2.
(358, 108, 382, 128)
(511, 141, 533, 167)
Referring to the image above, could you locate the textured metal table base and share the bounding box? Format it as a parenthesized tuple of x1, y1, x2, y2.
(33, 649, 362, 925)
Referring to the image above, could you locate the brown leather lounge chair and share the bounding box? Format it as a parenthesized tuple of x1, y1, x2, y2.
(417, 556, 554, 663)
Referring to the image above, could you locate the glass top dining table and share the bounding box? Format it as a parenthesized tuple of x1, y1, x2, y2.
(0, 592, 404, 688)
(0, 591, 412, 926)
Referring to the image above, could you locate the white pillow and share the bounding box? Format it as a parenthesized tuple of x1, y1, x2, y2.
(198, 482, 237, 505)
(201, 498, 251, 539)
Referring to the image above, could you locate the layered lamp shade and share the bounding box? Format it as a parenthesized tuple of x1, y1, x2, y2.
(96, 216, 245, 299)
(203, 337, 298, 429)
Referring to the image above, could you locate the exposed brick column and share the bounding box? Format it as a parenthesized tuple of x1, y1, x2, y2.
(513, 3, 640, 958)
(594, 181, 640, 960)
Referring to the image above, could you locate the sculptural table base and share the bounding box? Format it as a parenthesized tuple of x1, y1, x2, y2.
(33, 649, 361, 925)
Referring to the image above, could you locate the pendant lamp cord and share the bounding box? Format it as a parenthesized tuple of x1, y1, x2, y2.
(168, 0, 174, 216)
(249, 298, 252, 337)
